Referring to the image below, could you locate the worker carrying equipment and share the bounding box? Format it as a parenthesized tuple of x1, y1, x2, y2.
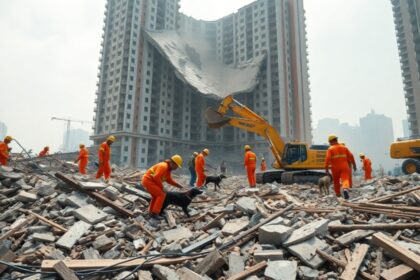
(0, 136, 13, 166)
(325, 135, 356, 199)
(260, 157, 267, 172)
(96, 135, 115, 181)
(195, 148, 209, 188)
(359, 153, 372, 180)
(188, 152, 198, 187)
(141, 155, 185, 219)
(244, 145, 257, 187)
(74, 144, 89, 175)
(38, 146, 50, 157)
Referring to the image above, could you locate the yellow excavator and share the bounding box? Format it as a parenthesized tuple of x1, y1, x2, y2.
(390, 138, 420, 174)
(205, 95, 329, 184)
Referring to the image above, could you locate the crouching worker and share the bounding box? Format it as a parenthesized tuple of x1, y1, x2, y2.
(141, 155, 185, 220)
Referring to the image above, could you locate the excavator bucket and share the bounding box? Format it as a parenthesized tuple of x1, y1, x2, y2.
(205, 107, 231, 128)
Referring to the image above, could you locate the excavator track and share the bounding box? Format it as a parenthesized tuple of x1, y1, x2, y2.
(257, 170, 326, 185)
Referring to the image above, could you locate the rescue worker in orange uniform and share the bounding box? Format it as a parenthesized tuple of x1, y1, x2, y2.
(360, 153, 373, 180)
(325, 135, 356, 199)
(141, 155, 185, 219)
(244, 145, 257, 187)
(260, 157, 267, 172)
(38, 146, 49, 157)
(96, 135, 115, 181)
(0, 136, 13, 166)
(340, 143, 355, 188)
(195, 148, 209, 188)
(74, 144, 89, 175)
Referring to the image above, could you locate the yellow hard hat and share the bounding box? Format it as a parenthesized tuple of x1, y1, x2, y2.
(244, 145, 251, 151)
(328, 134, 338, 142)
(45, 146, 49, 150)
(340, 142, 346, 146)
(79, 144, 85, 148)
(359, 153, 365, 157)
(4, 136, 12, 142)
(170, 154, 183, 168)
(107, 135, 116, 142)
(193, 152, 198, 156)
(203, 148, 209, 155)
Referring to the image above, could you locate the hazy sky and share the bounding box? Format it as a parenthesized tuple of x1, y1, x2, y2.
(0, 0, 406, 153)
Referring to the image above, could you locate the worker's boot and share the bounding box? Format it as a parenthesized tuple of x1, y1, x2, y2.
(149, 213, 165, 220)
(343, 189, 350, 200)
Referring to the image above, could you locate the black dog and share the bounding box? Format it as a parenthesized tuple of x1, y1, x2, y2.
(160, 187, 203, 217)
(205, 174, 227, 190)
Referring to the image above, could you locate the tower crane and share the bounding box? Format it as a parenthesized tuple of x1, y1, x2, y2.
(51, 117, 92, 152)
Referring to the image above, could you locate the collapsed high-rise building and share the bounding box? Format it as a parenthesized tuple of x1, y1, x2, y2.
(92, 0, 311, 168)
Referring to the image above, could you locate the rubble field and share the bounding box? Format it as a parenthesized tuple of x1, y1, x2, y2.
(0, 158, 420, 280)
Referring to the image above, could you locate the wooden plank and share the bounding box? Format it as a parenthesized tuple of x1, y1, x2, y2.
(329, 223, 420, 232)
(0, 245, 17, 274)
(340, 244, 370, 280)
(374, 249, 382, 279)
(226, 261, 268, 280)
(367, 186, 420, 203)
(53, 261, 80, 280)
(165, 210, 176, 228)
(55, 172, 133, 217)
(380, 264, 416, 280)
(371, 232, 420, 272)
(202, 212, 226, 231)
(19, 209, 67, 232)
(41, 255, 199, 271)
(0, 217, 33, 242)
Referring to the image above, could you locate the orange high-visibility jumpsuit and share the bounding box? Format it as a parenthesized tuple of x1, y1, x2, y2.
(244, 150, 257, 187)
(141, 161, 179, 215)
(363, 157, 372, 180)
(195, 153, 206, 187)
(38, 149, 49, 157)
(77, 148, 89, 174)
(325, 144, 356, 196)
(260, 160, 267, 172)
(347, 151, 355, 188)
(96, 142, 111, 180)
(0, 142, 10, 166)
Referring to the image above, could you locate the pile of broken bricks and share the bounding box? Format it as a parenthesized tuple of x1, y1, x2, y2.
(0, 160, 420, 280)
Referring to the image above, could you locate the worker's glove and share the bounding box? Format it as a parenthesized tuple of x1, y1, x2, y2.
(8, 148, 12, 152)
(74, 160, 78, 164)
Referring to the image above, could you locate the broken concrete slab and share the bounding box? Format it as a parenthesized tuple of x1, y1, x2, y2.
(177, 267, 207, 280)
(153, 264, 180, 280)
(221, 217, 249, 236)
(336, 230, 374, 246)
(287, 237, 329, 269)
(92, 235, 115, 252)
(16, 190, 37, 202)
(228, 253, 244, 276)
(162, 227, 193, 243)
(82, 247, 101, 259)
(64, 192, 89, 208)
(104, 186, 119, 200)
(195, 249, 226, 276)
(259, 224, 293, 246)
(161, 243, 182, 254)
(73, 204, 108, 225)
(236, 197, 257, 215)
(56, 221, 91, 250)
(283, 218, 330, 246)
(36, 184, 56, 197)
(254, 250, 285, 262)
(79, 181, 108, 191)
(32, 233, 55, 243)
(138, 270, 153, 280)
(298, 266, 319, 280)
(266, 216, 291, 226)
(264, 260, 297, 280)
(133, 238, 146, 250)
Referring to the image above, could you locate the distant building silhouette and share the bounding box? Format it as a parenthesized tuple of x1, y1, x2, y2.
(313, 110, 395, 172)
(61, 129, 92, 152)
(402, 119, 409, 138)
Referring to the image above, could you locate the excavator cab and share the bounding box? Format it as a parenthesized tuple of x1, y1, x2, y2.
(283, 144, 308, 165)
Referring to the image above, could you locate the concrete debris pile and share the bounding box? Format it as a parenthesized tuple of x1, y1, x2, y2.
(1, 163, 420, 280)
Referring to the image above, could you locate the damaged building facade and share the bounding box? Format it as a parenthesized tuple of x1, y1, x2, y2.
(92, 0, 311, 168)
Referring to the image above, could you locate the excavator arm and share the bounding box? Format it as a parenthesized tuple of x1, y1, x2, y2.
(206, 95, 286, 168)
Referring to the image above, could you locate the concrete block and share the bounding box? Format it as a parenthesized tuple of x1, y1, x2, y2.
(177, 267, 207, 280)
(222, 217, 249, 236)
(283, 218, 329, 246)
(298, 266, 319, 280)
(16, 191, 37, 202)
(195, 249, 226, 276)
(287, 237, 329, 269)
(266, 216, 291, 226)
(236, 197, 257, 214)
(228, 253, 244, 276)
(259, 224, 293, 246)
(336, 230, 374, 246)
(56, 221, 91, 250)
(73, 204, 108, 225)
(133, 238, 146, 250)
(264, 260, 297, 280)
(93, 235, 114, 252)
(32, 233, 55, 243)
(104, 186, 119, 200)
(161, 243, 182, 254)
(138, 271, 153, 280)
(254, 250, 285, 262)
(79, 181, 108, 190)
(162, 227, 193, 243)
(82, 247, 101, 259)
(153, 264, 180, 280)
(36, 184, 56, 196)
(64, 192, 89, 208)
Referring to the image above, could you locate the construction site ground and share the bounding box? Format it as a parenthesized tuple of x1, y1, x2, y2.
(0, 157, 420, 280)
